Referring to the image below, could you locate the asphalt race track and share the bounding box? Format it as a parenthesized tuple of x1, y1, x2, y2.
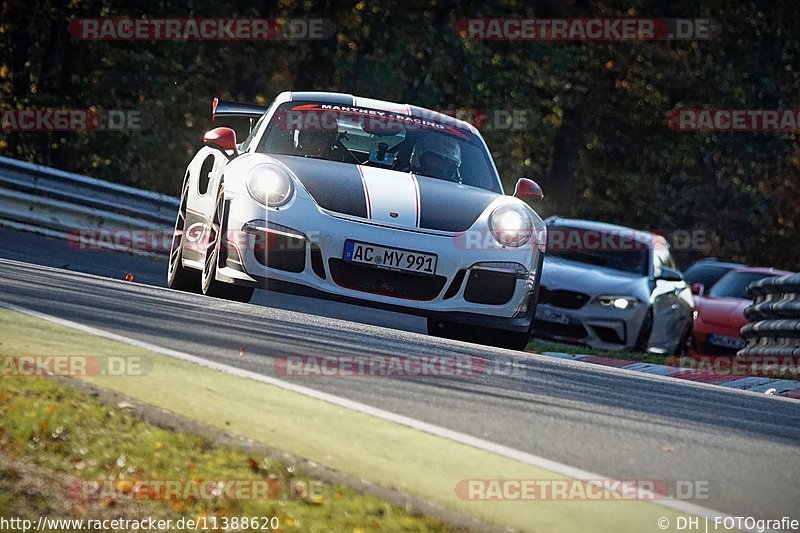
(1, 227, 799, 521)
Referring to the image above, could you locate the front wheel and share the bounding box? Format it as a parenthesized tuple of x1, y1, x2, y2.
(201, 185, 255, 303)
(674, 318, 693, 356)
(633, 308, 654, 353)
(167, 177, 202, 292)
(427, 319, 532, 351)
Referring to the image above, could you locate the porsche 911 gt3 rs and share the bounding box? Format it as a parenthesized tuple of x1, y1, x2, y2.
(168, 91, 546, 350)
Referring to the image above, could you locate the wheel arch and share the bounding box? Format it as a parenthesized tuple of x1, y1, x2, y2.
(184, 146, 227, 220)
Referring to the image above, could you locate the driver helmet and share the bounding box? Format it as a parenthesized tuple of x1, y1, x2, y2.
(293, 126, 338, 158)
(410, 135, 461, 181)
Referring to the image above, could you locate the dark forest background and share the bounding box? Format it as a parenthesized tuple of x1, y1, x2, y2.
(1, 0, 797, 269)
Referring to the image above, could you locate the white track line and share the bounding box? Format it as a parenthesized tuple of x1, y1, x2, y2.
(0, 300, 767, 531)
(0, 257, 792, 404)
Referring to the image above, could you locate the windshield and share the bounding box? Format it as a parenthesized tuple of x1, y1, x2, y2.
(255, 101, 502, 193)
(546, 225, 650, 275)
(708, 271, 776, 299)
(683, 263, 738, 288)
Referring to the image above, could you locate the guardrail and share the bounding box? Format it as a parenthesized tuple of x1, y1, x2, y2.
(0, 156, 177, 255)
(739, 273, 800, 357)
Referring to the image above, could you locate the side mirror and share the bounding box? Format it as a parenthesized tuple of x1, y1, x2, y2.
(203, 127, 238, 160)
(656, 267, 684, 282)
(513, 178, 544, 201)
(691, 282, 705, 296)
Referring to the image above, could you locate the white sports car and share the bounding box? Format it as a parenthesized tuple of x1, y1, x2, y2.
(168, 92, 546, 350)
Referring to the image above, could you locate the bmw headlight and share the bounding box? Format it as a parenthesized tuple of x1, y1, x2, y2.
(489, 205, 533, 247)
(593, 296, 639, 310)
(247, 164, 294, 207)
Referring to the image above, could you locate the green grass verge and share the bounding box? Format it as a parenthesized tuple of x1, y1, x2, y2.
(0, 367, 454, 531)
(0, 308, 705, 532)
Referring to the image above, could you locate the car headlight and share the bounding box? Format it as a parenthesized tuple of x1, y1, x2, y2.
(593, 296, 640, 310)
(247, 164, 294, 207)
(489, 205, 533, 247)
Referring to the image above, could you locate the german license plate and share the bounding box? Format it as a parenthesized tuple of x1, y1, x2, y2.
(707, 333, 746, 350)
(343, 240, 437, 276)
(535, 307, 571, 325)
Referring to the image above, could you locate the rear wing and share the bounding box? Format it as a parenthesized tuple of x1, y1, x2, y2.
(211, 97, 267, 121)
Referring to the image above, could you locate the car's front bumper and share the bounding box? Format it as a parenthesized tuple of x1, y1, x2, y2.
(218, 192, 543, 333)
(532, 300, 649, 351)
(690, 320, 747, 356)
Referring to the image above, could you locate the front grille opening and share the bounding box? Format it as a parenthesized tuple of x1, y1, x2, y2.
(328, 259, 446, 301)
(534, 320, 588, 339)
(464, 269, 516, 305)
(254, 229, 307, 273)
(592, 325, 626, 344)
(538, 287, 590, 309)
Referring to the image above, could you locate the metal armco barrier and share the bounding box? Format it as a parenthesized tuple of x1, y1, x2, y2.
(739, 273, 800, 357)
(0, 156, 177, 255)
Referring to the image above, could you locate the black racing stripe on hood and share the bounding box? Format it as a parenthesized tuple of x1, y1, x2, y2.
(272, 155, 368, 218)
(416, 176, 499, 232)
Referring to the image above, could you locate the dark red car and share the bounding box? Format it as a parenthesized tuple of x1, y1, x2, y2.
(690, 266, 794, 355)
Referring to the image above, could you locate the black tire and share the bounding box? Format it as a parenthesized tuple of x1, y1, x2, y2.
(427, 319, 465, 341)
(674, 318, 693, 356)
(427, 319, 532, 351)
(634, 308, 654, 353)
(492, 328, 533, 351)
(201, 184, 255, 303)
(167, 177, 202, 292)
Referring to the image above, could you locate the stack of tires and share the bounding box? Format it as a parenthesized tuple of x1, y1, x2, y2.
(738, 273, 800, 358)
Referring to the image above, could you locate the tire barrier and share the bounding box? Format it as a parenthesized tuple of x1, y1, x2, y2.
(739, 273, 800, 357)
